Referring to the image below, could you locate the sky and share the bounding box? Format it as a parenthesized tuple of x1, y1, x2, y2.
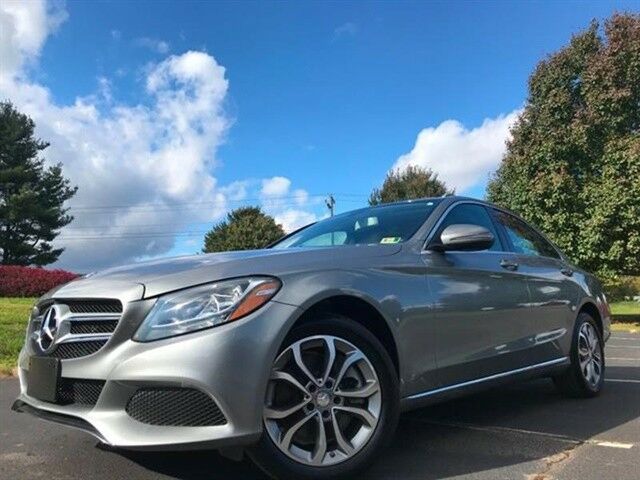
(1, 0, 637, 271)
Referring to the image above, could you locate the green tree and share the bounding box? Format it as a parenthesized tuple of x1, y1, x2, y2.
(487, 13, 640, 278)
(203, 206, 285, 253)
(369, 165, 452, 205)
(0, 102, 77, 266)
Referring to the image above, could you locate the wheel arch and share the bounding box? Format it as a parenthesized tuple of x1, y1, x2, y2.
(290, 295, 401, 379)
(577, 300, 603, 336)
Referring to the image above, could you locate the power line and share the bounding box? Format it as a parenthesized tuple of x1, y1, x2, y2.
(63, 221, 219, 230)
(59, 230, 211, 237)
(62, 198, 365, 217)
(48, 193, 371, 240)
(57, 232, 210, 240)
(66, 193, 369, 212)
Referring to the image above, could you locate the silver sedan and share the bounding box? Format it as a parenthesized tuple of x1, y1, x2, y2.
(13, 196, 610, 479)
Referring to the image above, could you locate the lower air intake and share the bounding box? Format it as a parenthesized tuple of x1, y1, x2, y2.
(125, 388, 227, 427)
(56, 379, 105, 405)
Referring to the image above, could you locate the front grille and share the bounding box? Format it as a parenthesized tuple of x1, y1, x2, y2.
(56, 378, 105, 405)
(50, 340, 108, 359)
(32, 299, 123, 360)
(126, 388, 227, 427)
(70, 320, 119, 334)
(67, 300, 122, 314)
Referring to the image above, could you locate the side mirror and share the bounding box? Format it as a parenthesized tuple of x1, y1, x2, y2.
(431, 224, 495, 252)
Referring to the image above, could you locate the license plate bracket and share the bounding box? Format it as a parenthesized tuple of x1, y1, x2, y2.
(27, 356, 60, 403)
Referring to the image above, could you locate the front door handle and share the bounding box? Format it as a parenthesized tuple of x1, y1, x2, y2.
(500, 259, 519, 271)
(560, 267, 574, 277)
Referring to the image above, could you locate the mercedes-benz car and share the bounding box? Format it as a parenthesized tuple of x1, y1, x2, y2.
(13, 196, 610, 479)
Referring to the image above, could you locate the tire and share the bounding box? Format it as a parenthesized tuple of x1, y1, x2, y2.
(553, 312, 605, 398)
(248, 315, 399, 480)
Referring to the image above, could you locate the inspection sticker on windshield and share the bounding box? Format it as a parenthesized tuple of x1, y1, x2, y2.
(380, 237, 402, 244)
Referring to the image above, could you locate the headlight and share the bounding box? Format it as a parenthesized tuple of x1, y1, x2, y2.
(134, 277, 281, 342)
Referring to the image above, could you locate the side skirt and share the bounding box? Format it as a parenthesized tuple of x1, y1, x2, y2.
(400, 357, 570, 412)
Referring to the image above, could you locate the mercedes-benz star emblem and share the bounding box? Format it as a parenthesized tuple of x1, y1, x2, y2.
(37, 305, 62, 353)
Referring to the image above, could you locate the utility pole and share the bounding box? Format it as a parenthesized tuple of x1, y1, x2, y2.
(325, 194, 335, 217)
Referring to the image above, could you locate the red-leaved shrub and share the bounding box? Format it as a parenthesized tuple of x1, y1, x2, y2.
(0, 265, 79, 297)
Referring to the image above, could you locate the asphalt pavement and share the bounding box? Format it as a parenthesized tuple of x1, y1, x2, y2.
(1, 331, 639, 480)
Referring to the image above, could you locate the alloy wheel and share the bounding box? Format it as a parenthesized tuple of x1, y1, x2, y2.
(578, 322, 602, 388)
(264, 335, 382, 466)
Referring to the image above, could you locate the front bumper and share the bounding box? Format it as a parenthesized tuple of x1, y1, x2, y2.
(13, 300, 301, 450)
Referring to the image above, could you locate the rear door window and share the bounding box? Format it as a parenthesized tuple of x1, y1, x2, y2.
(492, 211, 560, 259)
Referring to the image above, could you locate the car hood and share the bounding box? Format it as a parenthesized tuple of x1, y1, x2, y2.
(52, 244, 402, 300)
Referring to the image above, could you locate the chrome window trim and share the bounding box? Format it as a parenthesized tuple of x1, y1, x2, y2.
(421, 199, 565, 261)
(421, 200, 512, 254)
(405, 356, 569, 401)
(489, 208, 563, 261)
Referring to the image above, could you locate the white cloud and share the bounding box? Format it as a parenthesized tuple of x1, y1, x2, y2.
(293, 188, 308, 206)
(134, 36, 170, 54)
(110, 29, 121, 40)
(0, 0, 320, 269)
(220, 181, 249, 201)
(275, 209, 317, 233)
(333, 22, 358, 40)
(96, 76, 112, 102)
(393, 111, 521, 193)
(0, 1, 230, 270)
(261, 176, 291, 198)
(0, 0, 66, 77)
(259, 176, 318, 232)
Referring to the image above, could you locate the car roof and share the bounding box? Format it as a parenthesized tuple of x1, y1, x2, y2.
(373, 195, 484, 208)
(336, 196, 492, 218)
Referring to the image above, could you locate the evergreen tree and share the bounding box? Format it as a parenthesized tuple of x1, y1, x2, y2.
(0, 102, 77, 266)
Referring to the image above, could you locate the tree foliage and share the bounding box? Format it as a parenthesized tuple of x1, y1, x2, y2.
(203, 206, 285, 253)
(487, 13, 640, 278)
(369, 165, 452, 205)
(0, 101, 77, 266)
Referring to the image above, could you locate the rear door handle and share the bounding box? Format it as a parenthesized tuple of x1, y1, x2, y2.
(500, 259, 519, 271)
(560, 267, 574, 277)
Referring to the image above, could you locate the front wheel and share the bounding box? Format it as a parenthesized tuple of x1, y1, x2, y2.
(248, 316, 399, 480)
(553, 312, 605, 398)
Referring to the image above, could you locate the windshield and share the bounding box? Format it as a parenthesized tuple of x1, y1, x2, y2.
(272, 200, 441, 249)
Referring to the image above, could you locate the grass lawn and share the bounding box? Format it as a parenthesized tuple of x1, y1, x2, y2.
(0, 297, 35, 375)
(0, 297, 638, 375)
(610, 301, 640, 315)
(609, 301, 640, 332)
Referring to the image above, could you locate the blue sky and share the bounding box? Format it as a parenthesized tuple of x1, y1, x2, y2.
(1, 0, 637, 270)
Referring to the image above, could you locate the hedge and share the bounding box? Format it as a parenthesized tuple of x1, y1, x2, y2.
(0, 265, 78, 297)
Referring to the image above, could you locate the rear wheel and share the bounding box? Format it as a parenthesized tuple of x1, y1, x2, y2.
(248, 316, 399, 480)
(553, 312, 604, 398)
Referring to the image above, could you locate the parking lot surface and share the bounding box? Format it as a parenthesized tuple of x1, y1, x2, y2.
(1, 331, 638, 480)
